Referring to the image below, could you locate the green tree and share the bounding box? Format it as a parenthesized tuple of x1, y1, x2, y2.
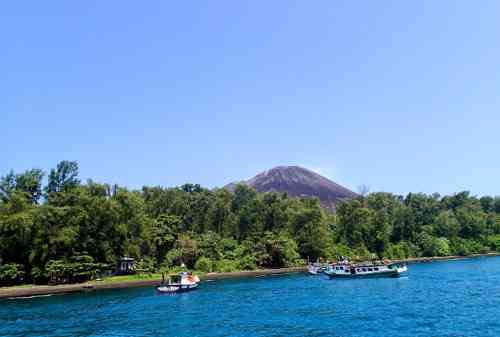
(46, 161, 80, 195)
(494, 197, 500, 213)
(434, 211, 460, 238)
(0, 263, 25, 286)
(480, 196, 494, 213)
(194, 256, 213, 273)
(291, 199, 332, 260)
(455, 206, 486, 239)
(148, 214, 181, 264)
(0, 169, 44, 204)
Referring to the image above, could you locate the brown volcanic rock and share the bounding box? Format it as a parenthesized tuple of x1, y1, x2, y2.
(225, 166, 358, 211)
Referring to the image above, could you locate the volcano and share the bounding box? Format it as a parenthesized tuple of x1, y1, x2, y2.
(225, 166, 358, 211)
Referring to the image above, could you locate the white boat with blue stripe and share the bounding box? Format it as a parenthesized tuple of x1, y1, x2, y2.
(324, 260, 407, 278)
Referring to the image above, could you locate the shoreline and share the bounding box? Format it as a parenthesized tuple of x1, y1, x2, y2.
(396, 252, 500, 264)
(0, 267, 305, 299)
(2, 253, 499, 299)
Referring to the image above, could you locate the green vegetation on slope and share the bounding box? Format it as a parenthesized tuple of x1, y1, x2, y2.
(1, 161, 500, 286)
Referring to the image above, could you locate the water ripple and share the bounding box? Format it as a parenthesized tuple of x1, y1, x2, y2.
(2, 257, 500, 337)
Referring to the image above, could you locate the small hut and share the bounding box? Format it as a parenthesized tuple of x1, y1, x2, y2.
(116, 257, 135, 275)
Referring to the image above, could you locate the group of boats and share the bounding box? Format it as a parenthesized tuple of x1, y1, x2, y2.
(308, 259, 408, 278)
(156, 259, 407, 294)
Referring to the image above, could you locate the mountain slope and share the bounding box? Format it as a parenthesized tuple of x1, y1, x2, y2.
(225, 166, 358, 211)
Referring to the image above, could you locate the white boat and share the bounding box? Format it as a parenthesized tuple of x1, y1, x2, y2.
(156, 272, 200, 293)
(324, 260, 408, 278)
(307, 264, 321, 275)
(307, 262, 326, 275)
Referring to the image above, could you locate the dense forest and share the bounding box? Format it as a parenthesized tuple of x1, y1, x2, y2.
(1, 161, 500, 286)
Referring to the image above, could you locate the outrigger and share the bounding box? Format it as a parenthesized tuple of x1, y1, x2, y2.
(156, 272, 200, 294)
(324, 259, 408, 278)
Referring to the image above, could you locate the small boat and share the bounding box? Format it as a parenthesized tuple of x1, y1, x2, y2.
(324, 260, 408, 279)
(156, 272, 200, 294)
(307, 262, 326, 275)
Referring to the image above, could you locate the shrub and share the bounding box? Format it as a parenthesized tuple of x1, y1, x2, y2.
(435, 238, 451, 257)
(135, 257, 156, 274)
(237, 255, 257, 270)
(281, 237, 301, 267)
(194, 256, 213, 273)
(487, 235, 500, 251)
(214, 259, 238, 272)
(31, 266, 46, 284)
(45, 255, 107, 284)
(164, 248, 184, 267)
(419, 233, 450, 257)
(450, 238, 488, 256)
(451, 238, 470, 256)
(385, 242, 418, 259)
(329, 244, 352, 260)
(352, 245, 371, 261)
(0, 263, 25, 286)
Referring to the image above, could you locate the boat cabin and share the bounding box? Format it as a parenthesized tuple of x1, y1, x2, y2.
(169, 274, 182, 284)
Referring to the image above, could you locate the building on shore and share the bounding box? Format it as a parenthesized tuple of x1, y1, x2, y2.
(116, 257, 135, 275)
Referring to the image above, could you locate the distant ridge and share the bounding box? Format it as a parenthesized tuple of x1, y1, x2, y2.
(224, 166, 358, 211)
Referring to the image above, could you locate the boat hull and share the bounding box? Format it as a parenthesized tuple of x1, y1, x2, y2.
(325, 264, 408, 279)
(156, 283, 199, 294)
(307, 266, 324, 275)
(325, 270, 404, 278)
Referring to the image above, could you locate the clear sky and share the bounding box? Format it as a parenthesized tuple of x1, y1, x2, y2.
(2, 1, 499, 196)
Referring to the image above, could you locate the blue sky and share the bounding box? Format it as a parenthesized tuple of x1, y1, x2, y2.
(2, 1, 499, 196)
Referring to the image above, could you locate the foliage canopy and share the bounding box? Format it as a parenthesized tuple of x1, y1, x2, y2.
(1, 161, 499, 285)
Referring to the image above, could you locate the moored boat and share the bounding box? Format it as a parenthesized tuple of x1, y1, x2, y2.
(324, 260, 407, 278)
(307, 262, 326, 275)
(156, 272, 200, 293)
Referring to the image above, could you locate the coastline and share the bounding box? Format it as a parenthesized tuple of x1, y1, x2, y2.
(2, 253, 499, 300)
(0, 267, 305, 299)
(395, 252, 500, 264)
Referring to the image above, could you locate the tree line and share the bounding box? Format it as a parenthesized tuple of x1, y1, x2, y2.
(1, 161, 499, 285)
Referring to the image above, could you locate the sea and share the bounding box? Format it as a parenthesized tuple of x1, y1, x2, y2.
(2, 256, 500, 337)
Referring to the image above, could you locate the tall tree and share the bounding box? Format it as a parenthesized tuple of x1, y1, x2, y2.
(0, 169, 44, 204)
(46, 161, 80, 195)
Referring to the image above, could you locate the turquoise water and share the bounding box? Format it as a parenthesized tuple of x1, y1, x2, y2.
(2, 257, 500, 337)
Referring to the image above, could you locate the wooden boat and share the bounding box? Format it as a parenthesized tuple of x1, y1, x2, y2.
(307, 263, 325, 275)
(324, 260, 408, 278)
(156, 272, 200, 293)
